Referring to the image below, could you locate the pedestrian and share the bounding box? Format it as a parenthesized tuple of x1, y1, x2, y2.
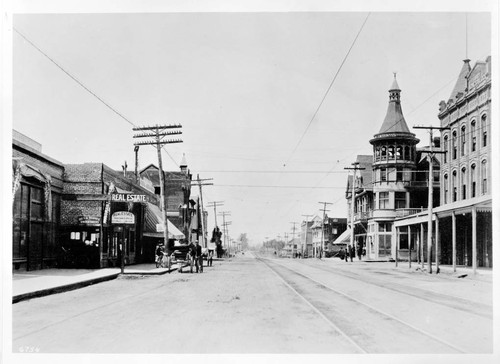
(357, 243, 363, 260)
(194, 241, 203, 273)
(349, 245, 355, 262)
(155, 244, 164, 264)
(207, 249, 213, 267)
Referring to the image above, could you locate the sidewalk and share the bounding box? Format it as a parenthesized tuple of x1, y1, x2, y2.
(323, 256, 493, 282)
(12, 263, 177, 303)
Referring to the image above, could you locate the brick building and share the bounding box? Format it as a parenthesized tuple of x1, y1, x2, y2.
(12, 130, 64, 271)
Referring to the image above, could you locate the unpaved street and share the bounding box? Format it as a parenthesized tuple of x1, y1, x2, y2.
(13, 252, 493, 353)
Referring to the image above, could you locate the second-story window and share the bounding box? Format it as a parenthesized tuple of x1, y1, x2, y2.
(444, 174, 449, 204)
(481, 114, 488, 147)
(481, 160, 488, 194)
(380, 168, 387, 183)
(379, 192, 389, 209)
(443, 135, 448, 163)
(471, 120, 476, 152)
(461, 125, 466, 156)
(395, 192, 406, 209)
(452, 170, 457, 202)
(471, 164, 476, 198)
(452, 130, 457, 159)
(461, 167, 467, 200)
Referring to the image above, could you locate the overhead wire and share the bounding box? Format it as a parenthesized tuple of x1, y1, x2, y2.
(13, 27, 179, 167)
(282, 12, 371, 168)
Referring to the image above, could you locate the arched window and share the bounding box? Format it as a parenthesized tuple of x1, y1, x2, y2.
(481, 114, 487, 147)
(452, 170, 457, 202)
(471, 120, 476, 152)
(471, 164, 476, 198)
(452, 130, 457, 159)
(443, 174, 449, 204)
(443, 135, 448, 163)
(461, 125, 466, 156)
(481, 160, 488, 194)
(461, 167, 467, 199)
(388, 146, 395, 160)
(396, 146, 402, 160)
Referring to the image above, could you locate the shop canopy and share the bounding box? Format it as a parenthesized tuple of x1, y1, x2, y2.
(334, 228, 352, 245)
(144, 202, 185, 239)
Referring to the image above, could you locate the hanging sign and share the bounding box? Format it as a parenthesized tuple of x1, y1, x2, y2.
(111, 211, 135, 225)
(111, 194, 147, 202)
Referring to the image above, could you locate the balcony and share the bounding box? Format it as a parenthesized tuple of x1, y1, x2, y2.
(395, 208, 426, 218)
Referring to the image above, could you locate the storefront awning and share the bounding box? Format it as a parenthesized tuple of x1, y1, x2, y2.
(144, 202, 185, 239)
(334, 228, 351, 244)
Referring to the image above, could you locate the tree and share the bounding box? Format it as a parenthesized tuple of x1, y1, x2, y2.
(238, 233, 249, 250)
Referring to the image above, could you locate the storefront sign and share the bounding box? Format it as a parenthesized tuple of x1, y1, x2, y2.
(111, 211, 135, 225)
(78, 216, 101, 225)
(111, 193, 147, 203)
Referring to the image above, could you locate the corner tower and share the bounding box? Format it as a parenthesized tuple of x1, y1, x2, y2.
(367, 75, 420, 259)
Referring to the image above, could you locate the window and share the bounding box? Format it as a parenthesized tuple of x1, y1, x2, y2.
(452, 131, 457, 159)
(461, 167, 467, 200)
(443, 136, 448, 163)
(396, 146, 402, 159)
(380, 168, 387, 182)
(452, 171, 457, 202)
(471, 121, 476, 152)
(481, 114, 487, 147)
(30, 187, 43, 220)
(404, 146, 410, 161)
(481, 160, 487, 194)
(444, 174, 449, 204)
(471, 164, 476, 198)
(388, 146, 395, 160)
(395, 192, 406, 209)
(379, 192, 389, 209)
(461, 125, 466, 156)
(396, 167, 403, 182)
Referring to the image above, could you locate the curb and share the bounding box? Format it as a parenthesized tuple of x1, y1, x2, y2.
(122, 267, 178, 275)
(13, 273, 120, 304)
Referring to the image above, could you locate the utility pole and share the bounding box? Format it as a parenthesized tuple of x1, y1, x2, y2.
(302, 214, 313, 257)
(318, 202, 333, 259)
(133, 124, 182, 255)
(191, 175, 213, 248)
(219, 211, 231, 253)
(207, 201, 224, 227)
(344, 162, 365, 253)
(414, 125, 448, 274)
(290, 222, 298, 258)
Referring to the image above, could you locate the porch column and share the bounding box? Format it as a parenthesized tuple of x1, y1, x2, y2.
(452, 211, 457, 272)
(395, 227, 399, 267)
(435, 216, 439, 273)
(408, 225, 411, 268)
(420, 223, 425, 269)
(472, 207, 477, 274)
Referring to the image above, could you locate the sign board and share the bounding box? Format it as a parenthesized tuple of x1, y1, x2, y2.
(111, 194, 147, 203)
(77, 216, 101, 225)
(112, 211, 135, 225)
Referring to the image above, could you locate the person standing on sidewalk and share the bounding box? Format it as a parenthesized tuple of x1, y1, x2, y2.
(349, 244, 355, 262)
(195, 241, 203, 273)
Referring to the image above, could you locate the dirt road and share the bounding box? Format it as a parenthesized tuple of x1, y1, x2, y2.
(12, 251, 493, 354)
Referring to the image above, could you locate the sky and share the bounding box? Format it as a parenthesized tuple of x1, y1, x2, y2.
(6, 1, 495, 247)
